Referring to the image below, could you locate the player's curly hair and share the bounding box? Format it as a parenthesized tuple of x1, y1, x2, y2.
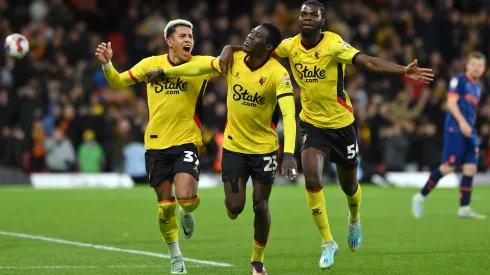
(260, 22, 282, 51)
(164, 19, 193, 40)
(302, 0, 325, 17)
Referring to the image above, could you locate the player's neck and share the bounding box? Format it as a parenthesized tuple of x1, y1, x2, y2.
(301, 31, 323, 49)
(168, 52, 186, 66)
(466, 72, 479, 82)
(245, 53, 269, 71)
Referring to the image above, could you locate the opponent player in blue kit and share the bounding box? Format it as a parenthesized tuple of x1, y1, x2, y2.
(412, 52, 487, 219)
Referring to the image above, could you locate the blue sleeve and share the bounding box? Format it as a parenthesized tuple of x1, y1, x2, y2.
(447, 75, 465, 99)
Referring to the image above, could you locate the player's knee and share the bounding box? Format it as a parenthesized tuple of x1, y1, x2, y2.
(439, 164, 456, 175)
(178, 195, 201, 213)
(304, 174, 322, 191)
(225, 199, 245, 215)
(462, 164, 477, 176)
(340, 181, 358, 196)
(253, 200, 269, 217)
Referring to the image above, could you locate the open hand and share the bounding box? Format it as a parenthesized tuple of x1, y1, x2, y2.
(95, 42, 113, 64)
(281, 153, 298, 180)
(404, 59, 434, 84)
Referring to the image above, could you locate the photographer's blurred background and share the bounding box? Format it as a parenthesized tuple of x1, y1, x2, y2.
(1, 0, 490, 184)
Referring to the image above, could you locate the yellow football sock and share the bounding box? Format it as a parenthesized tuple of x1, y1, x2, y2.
(306, 188, 333, 242)
(346, 184, 361, 222)
(158, 198, 179, 243)
(251, 238, 266, 262)
(178, 195, 201, 214)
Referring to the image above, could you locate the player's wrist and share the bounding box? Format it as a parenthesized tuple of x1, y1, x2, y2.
(101, 60, 113, 70)
(283, 152, 295, 159)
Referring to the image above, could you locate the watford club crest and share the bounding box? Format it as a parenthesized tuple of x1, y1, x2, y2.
(314, 51, 320, 58)
(259, 77, 267, 86)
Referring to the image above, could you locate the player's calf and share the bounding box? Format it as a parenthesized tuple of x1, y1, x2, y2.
(413, 164, 454, 218)
(158, 198, 186, 273)
(178, 195, 200, 239)
(457, 164, 486, 219)
(251, 199, 271, 274)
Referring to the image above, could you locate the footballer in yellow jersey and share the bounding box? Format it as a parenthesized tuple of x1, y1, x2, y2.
(95, 19, 219, 274)
(219, 0, 434, 270)
(147, 23, 298, 275)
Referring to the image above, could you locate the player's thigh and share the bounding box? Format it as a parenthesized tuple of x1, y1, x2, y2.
(301, 148, 327, 190)
(299, 120, 329, 190)
(154, 180, 174, 201)
(248, 150, 278, 186)
(251, 178, 273, 202)
(171, 144, 200, 198)
(145, 150, 174, 200)
(174, 173, 198, 198)
(223, 176, 249, 212)
(442, 132, 466, 167)
(251, 177, 273, 216)
(222, 149, 249, 210)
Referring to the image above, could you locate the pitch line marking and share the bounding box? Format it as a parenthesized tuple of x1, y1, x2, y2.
(0, 231, 233, 267)
(0, 265, 200, 269)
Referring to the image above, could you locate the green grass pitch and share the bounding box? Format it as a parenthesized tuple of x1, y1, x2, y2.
(0, 184, 489, 274)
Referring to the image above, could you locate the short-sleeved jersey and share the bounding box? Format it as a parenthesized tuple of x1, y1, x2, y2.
(273, 31, 361, 129)
(210, 52, 293, 154)
(445, 73, 482, 134)
(127, 55, 218, 149)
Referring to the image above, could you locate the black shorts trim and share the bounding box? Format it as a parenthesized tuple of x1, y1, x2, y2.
(145, 143, 200, 187)
(300, 120, 359, 169)
(221, 149, 278, 185)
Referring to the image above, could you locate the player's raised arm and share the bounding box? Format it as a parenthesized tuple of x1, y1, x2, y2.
(275, 71, 298, 180)
(330, 35, 434, 84)
(146, 56, 220, 83)
(355, 55, 434, 84)
(96, 42, 151, 89)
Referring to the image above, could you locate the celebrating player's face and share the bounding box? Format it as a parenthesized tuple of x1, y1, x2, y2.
(243, 26, 269, 54)
(466, 57, 486, 80)
(299, 4, 324, 35)
(167, 26, 194, 61)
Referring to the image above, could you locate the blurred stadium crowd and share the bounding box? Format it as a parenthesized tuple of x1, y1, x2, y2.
(1, 0, 490, 182)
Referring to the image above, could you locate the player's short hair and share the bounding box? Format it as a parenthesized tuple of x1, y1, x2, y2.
(468, 51, 486, 63)
(302, 0, 325, 16)
(260, 22, 282, 51)
(164, 19, 193, 40)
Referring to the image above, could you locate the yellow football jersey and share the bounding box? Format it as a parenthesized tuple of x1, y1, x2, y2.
(103, 54, 218, 150)
(211, 52, 294, 154)
(273, 31, 360, 129)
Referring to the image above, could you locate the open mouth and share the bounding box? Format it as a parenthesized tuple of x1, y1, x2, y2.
(244, 39, 252, 46)
(183, 45, 191, 54)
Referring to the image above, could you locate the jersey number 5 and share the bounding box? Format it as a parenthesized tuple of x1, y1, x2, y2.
(347, 142, 359, 160)
(183, 151, 200, 165)
(263, 155, 278, 171)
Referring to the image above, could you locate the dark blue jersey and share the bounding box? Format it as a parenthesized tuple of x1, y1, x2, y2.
(444, 73, 482, 134)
